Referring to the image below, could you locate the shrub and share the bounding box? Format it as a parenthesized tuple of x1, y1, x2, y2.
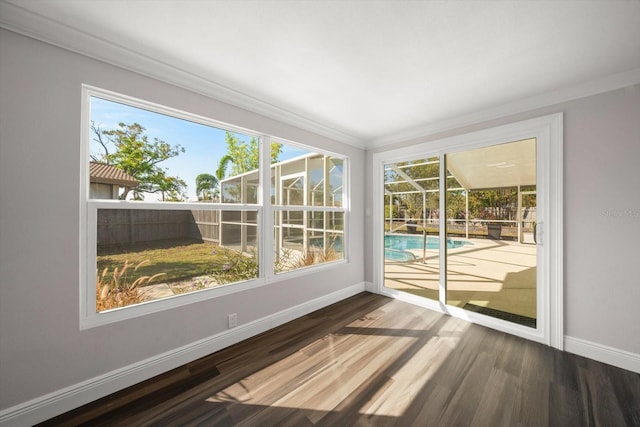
(294, 246, 340, 268)
(96, 260, 165, 311)
(278, 245, 341, 272)
(210, 247, 258, 285)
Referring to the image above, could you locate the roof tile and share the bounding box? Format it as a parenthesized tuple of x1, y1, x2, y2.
(89, 162, 139, 186)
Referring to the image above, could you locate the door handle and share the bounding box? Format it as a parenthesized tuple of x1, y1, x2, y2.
(535, 222, 543, 245)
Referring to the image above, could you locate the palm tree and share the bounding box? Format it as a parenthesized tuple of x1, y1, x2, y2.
(195, 173, 217, 200)
(214, 155, 233, 200)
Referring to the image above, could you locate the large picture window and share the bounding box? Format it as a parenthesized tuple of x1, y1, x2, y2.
(81, 86, 348, 327)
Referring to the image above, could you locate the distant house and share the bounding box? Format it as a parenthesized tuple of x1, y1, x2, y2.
(89, 162, 139, 199)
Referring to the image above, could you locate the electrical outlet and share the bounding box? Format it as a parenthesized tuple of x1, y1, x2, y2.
(228, 313, 237, 329)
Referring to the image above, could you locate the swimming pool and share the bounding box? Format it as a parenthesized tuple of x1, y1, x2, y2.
(384, 248, 417, 262)
(385, 234, 471, 255)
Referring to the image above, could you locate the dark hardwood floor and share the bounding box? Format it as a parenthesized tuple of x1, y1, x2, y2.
(39, 292, 640, 426)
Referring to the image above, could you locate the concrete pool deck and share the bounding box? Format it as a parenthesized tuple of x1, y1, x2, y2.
(384, 237, 537, 319)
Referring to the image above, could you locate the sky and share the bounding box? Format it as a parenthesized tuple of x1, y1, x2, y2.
(90, 96, 310, 201)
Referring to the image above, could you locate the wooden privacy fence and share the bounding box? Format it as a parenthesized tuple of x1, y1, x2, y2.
(97, 209, 220, 248)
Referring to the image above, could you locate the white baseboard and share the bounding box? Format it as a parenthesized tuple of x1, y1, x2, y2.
(564, 335, 640, 374)
(364, 281, 375, 292)
(0, 283, 366, 427)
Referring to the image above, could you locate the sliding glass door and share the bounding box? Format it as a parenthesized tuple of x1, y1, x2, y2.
(383, 157, 441, 301)
(444, 139, 537, 328)
(382, 139, 537, 327)
(376, 113, 563, 348)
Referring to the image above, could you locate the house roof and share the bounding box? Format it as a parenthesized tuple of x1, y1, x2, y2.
(89, 162, 139, 187)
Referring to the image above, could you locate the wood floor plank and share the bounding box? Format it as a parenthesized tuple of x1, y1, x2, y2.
(576, 360, 629, 427)
(470, 367, 518, 427)
(38, 292, 640, 426)
(437, 350, 497, 425)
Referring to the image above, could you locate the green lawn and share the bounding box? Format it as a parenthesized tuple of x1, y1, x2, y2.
(97, 239, 218, 285)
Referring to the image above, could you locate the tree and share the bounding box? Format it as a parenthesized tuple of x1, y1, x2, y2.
(154, 171, 187, 202)
(91, 122, 186, 200)
(467, 188, 517, 221)
(220, 132, 282, 177)
(213, 133, 283, 200)
(385, 159, 440, 220)
(215, 154, 233, 184)
(90, 121, 111, 161)
(195, 173, 217, 200)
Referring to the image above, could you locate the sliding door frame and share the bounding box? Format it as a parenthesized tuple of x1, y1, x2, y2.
(372, 113, 563, 349)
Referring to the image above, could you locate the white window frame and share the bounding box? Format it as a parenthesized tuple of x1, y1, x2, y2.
(269, 139, 350, 277)
(80, 85, 349, 329)
(372, 113, 563, 349)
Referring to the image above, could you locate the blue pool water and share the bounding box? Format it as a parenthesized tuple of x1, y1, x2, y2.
(384, 248, 417, 261)
(384, 234, 471, 261)
(305, 234, 470, 261)
(309, 236, 343, 252)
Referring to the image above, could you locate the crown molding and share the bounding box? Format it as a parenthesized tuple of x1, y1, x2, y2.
(367, 67, 640, 150)
(2, 1, 639, 152)
(0, 1, 366, 149)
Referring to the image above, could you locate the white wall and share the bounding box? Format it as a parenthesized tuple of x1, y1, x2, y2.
(365, 84, 640, 358)
(0, 28, 366, 417)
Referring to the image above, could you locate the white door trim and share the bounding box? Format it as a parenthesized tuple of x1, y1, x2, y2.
(372, 113, 563, 349)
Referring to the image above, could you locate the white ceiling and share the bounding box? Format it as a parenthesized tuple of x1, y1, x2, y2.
(2, 0, 640, 148)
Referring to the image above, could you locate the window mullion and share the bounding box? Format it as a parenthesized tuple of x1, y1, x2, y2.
(439, 154, 447, 304)
(261, 135, 274, 280)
